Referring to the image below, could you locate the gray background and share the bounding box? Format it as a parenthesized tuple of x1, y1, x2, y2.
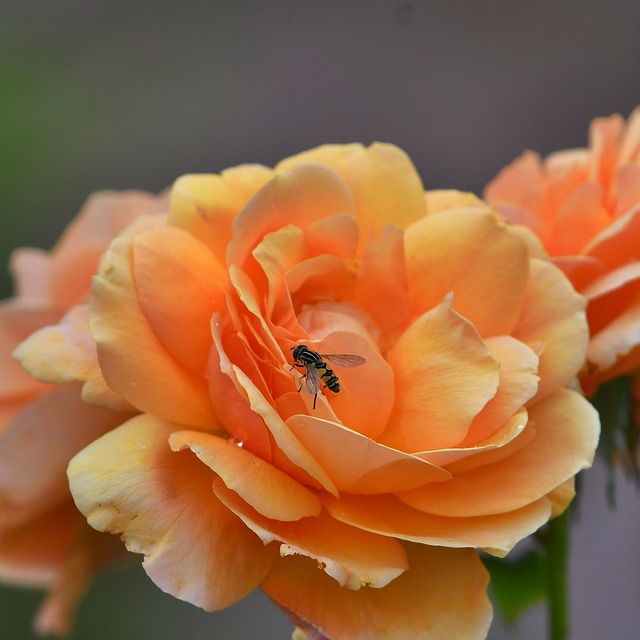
(1, 1, 639, 638)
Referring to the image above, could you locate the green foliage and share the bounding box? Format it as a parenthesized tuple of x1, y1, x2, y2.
(484, 548, 546, 624)
(590, 375, 639, 506)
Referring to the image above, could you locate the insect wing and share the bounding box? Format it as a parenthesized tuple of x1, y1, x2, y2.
(321, 354, 366, 368)
(304, 364, 322, 394)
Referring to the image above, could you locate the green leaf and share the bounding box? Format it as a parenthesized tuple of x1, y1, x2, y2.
(484, 548, 546, 624)
(590, 375, 639, 506)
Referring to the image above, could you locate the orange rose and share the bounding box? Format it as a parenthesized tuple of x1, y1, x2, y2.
(485, 107, 640, 395)
(0, 190, 165, 634)
(22, 145, 598, 638)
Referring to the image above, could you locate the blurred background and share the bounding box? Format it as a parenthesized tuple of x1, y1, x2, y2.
(1, 1, 639, 638)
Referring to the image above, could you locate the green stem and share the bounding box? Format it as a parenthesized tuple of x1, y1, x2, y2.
(547, 508, 570, 640)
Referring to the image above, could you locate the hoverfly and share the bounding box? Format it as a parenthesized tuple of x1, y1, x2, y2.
(290, 344, 366, 409)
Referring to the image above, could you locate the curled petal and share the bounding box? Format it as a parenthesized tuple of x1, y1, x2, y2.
(0, 301, 59, 399)
(277, 143, 426, 237)
(396, 389, 599, 517)
(68, 415, 276, 610)
(462, 336, 539, 445)
(13, 304, 97, 385)
(0, 383, 127, 517)
(90, 236, 217, 427)
(214, 481, 408, 590)
(169, 430, 321, 521)
(228, 163, 355, 270)
(323, 492, 552, 556)
(513, 258, 588, 400)
(262, 544, 491, 640)
(406, 206, 530, 336)
(381, 296, 499, 451)
(168, 167, 273, 263)
(286, 415, 450, 494)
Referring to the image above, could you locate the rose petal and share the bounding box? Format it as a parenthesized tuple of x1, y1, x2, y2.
(0, 301, 58, 399)
(462, 336, 539, 445)
(261, 544, 491, 640)
(13, 304, 98, 384)
(169, 430, 321, 521)
(380, 296, 499, 451)
(352, 224, 411, 336)
(132, 225, 226, 374)
(277, 143, 426, 237)
(68, 415, 276, 610)
(228, 163, 355, 270)
(90, 236, 217, 427)
(513, 258, 588, 400)
(405, 206, 530, 336)
(0, 383, 127, 517)
(323, 492, 552, 556)
(9, 248, 52, 300)
(286, 415, 450, 494)
(214, 481, 408, 590)
(231, 367, 338, 495)
(587, 299, 640, 372)
(49, 190, 165, 308)
(288, 326, 394, 440)
(583, 205, 640, 270)
(547, 183, 610, 255)
(168, 167, 273, 263)
(396, 389, 598, 517)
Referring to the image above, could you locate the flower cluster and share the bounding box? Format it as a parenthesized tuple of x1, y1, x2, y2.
(1, 140, 604, 638)
(485, 107, 640, 396)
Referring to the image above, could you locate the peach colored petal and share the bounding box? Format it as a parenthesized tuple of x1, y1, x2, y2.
(262, 545, 491, 640)
(0, 502, 76, 584)
(0, 383, 127, 518)
(231, 366, 338, 495)
(425, 190, 487, 214)
(462, 336, 539, 445)
(13, 304, 97, 384)
(615, 165, 640, 216)
(168, 167, 272, 264)
(352, 224, 411, 336)
(285, 415, 450, 494)
(416, 409, 529, 468)
(405, 207, 529, 336)
(0, 301, 58, 399)
(513, 258, 588, 400)
(484, 151, 545, 207)
(583, 262, 640, 334)
(583, 205, 640, 270)
(31, 521, 129, 636)
(68, 415, 276, 610)
(546, 477, 576, 518)
(380, 296, 499, 452)
(546, 183, 610, 255)
(208, 316, 273, 459)
(132, 226, 226, 374)
(90, 235, 217, 427)
(588, 113, 623, 191)
(553, 255, 605, 292)
(396, 389, 598, 517)
(169, 430, 321, 521)
(9, 248, 52, 300)
(587, 298, 640, 370)
(214, 481, 408, 590)
(49, 190, 165, 308)
(228, 163, 355, 270)
(323, 492, 552, 556)
(277, 143, 426, 237)
(289, 328, 394, 440)
(618, 106, 640, 165)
